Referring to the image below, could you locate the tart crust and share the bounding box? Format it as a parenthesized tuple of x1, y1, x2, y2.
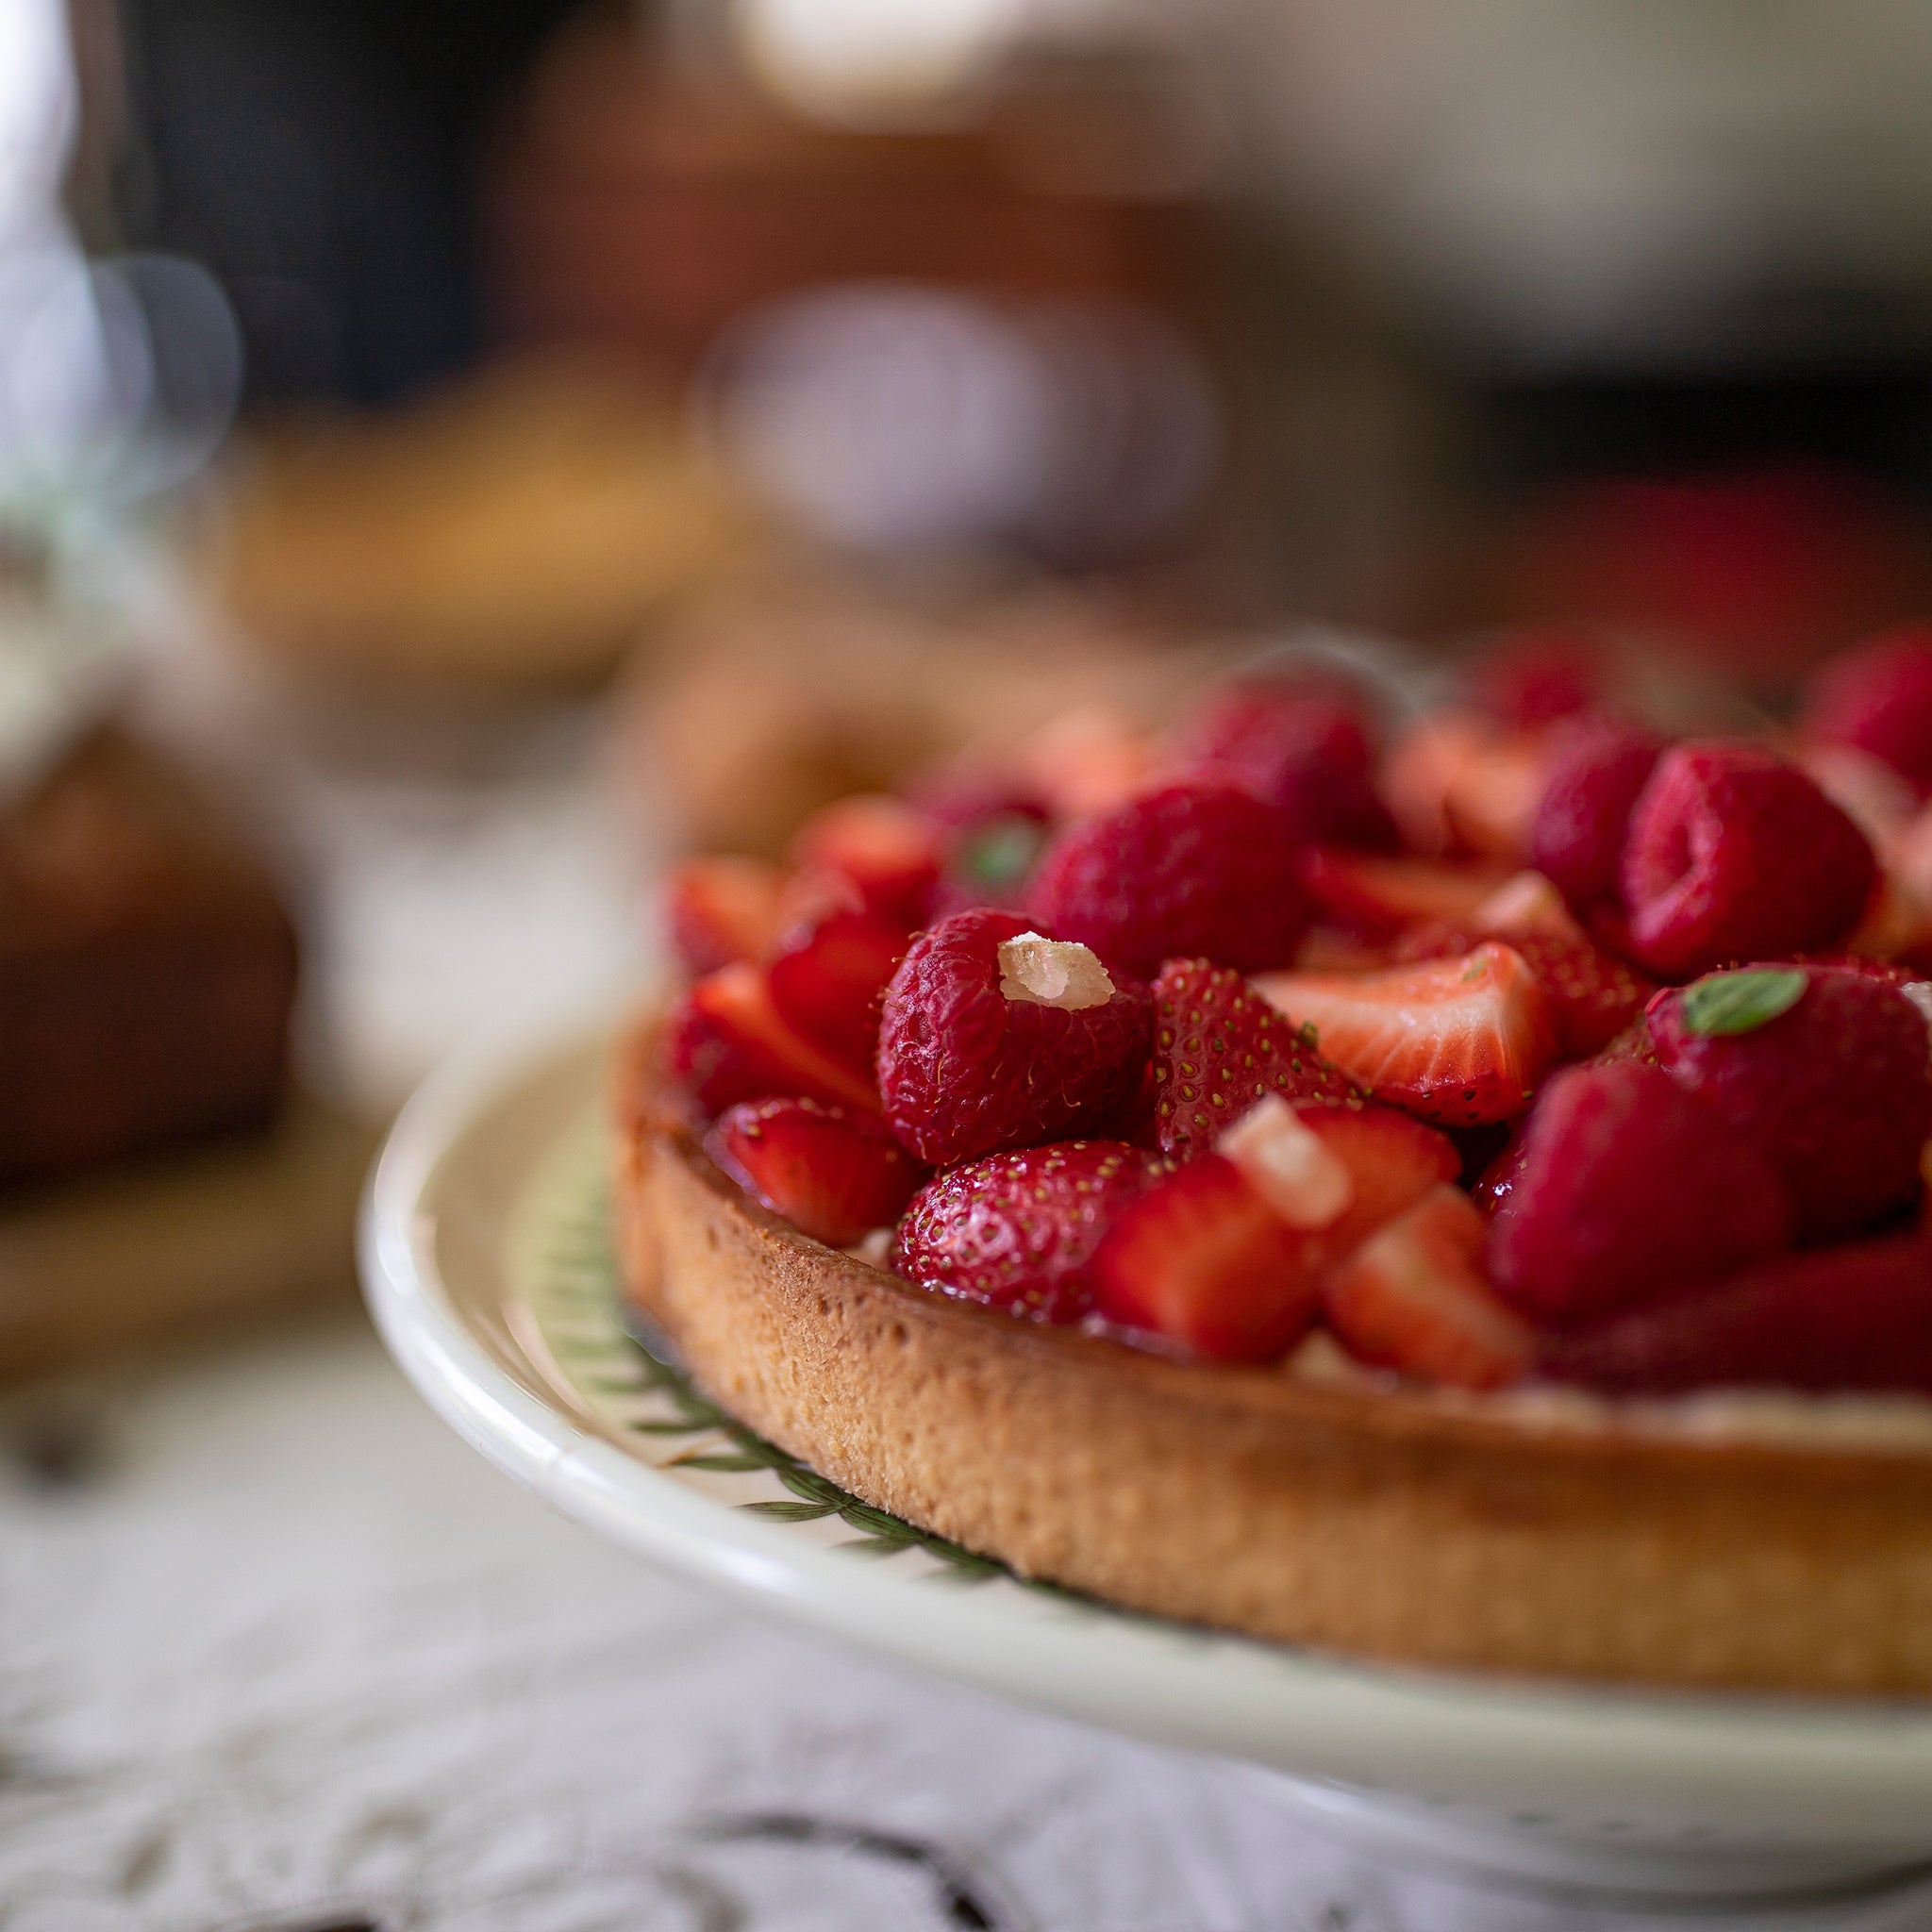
(611, 1018, 1932, 1695)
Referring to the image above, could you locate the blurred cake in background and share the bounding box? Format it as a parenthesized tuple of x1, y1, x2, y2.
(200, 355, 756, 691)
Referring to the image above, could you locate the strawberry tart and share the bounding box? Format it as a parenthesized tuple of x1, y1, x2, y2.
(616, 635, 1932, 1694)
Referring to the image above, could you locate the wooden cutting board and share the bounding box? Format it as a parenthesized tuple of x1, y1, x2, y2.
(0, 1093, 380, 1383)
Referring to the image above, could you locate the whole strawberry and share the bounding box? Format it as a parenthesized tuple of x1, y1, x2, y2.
(1621, 742, 1875, 978)
(1024, 779, 1314, 979)
(1148, 958, 1357, 1157)
(1173, 681, 1397, 850)
(1648, 962, 1932, 1242)
(1802, 625, 1932, 797)
(1486, 1061, 1791, 1325)
(1526, 716, 1665, 912)
(892, 1140, 1165, 1321)
(875, 908, 1152, 1167)
(705, 1097, 924, 1248)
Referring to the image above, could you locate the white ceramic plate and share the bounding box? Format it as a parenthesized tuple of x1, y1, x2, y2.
(361, 1026, 1932, 1903)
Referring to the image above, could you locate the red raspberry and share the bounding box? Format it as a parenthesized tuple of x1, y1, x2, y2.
(1486, 1061, 1791, 1325)
(1527, 716, 1665, 911)
(1802, 625, 1932, 797)
(1147, 958, 1357, 1157)
(1024, 779, 1314, 978)
(1621, 742, 1875, 978)
(1541, 1231, 1932, 1396)
(705, 1097, 924, 1248)
(1173, 682, 1397, 850)
(891, 1140, 1165, 1321)
(1649, 963, 1932, 1242)
(875, 908, 1152, 1166)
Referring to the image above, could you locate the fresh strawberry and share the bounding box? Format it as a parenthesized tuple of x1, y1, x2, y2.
(1381, 710, 1490, 857)
(662, 963, 884, 1117)
(1470, 627, 1604, 731)
(705, 1097, 924, 1247)
(1470, 1124, 1530, 1214)
(1147, 958, 1357, 1158)
(1297, 1104, 1462, 1250)
(1485, 1062, 1791, 1325)
(1440, 733, 1553, 862)
(875, 908, 1152, 1166)
(1172, 680, 1398, 850)
(1018, 707, 1153, 820)
(767, 907, 908, 1069)
(1621, 742, 1875, 978)
(1217, 1096, 1357, 1229)
(1527, 715, 1666, 912)
(1394, 908, 1656, 1059)
(663, 856, 785, 976)
(789, 794, 943, 928)
(1297, 848, 1511, 943)
(1802, 625, 1932, 798)
(1324, 1185, 1534, 1391)
(1649, 962, 1932, 1242)
(891, 1140, 1165, 1322)
(1024, 779, 1314, 978)
(1540, 1232, 1932, 1396)
(1254, 942, 1557, 1126)
(1090, 1153, 1324, 1362)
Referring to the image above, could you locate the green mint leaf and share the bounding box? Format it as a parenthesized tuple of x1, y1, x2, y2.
(1680, 966, 1808, 1037)
(960, 814, 1042, 889)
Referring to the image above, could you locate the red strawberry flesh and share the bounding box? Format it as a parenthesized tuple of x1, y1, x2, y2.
(664, 856, 785, 977)
(1527, 716, 1665, 912)
(662, 963, 883, 1117)
(705, 1097, 924, 1247)
(1802, 625, 1932, 798)
(1090, 1153, 1324, 1362)
(767, 907, 908, 1069)
(1255, 942, 1557, 1126)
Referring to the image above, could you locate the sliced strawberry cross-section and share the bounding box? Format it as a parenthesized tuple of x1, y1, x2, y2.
(1324, 1185, 1535, 1391)
(1255, 942, 1557, 1126)
(705, 1097, 924, 1248)
(891, 1140, 1165, 1323)
(876, 908, 1152, 1166)
(790, 793, 943, 929)
(767, 905, 908, 1071)
(1148, 958, 1357, 1158)
(661, 962, 883, 1117)
(1090, 1153, 1324, 1363)
(663, 855, 785, 977)
(1297, 848, 1511, 944)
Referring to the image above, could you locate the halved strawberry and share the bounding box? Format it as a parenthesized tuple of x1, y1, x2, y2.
(1540, 1232, 1932, 1396)
(1148, 958, 1357, 1158)
(767, 907, 908, 1069)
(1254, 943, 1557, 1126)
(1324, 1185, 1535, 1390)
(1296, 1104, 1462, 1250)
(661, 963, 883, 1117)
(1441, 733, 1552, 862)
(663, 856, 785, 977)
(1298, 848, 1511, 943)
(789, 794, 943, 928)
(1381, 710, 1490, 857)
(1393, 893, 1656, 1059)
(705, 1097, 924, 1247)
(1090, 1154, 1324, 1362)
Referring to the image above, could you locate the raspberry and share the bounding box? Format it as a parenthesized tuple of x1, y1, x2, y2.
(1541, 1232, 1932, 1396)
(1649, 963, 1932, 1242)
(1485, 1061, 1791, 1325)
(1527, 716, 1665, 911)
(1173, 681, 1397, 850)
(1621, 742, 1875, 978)
(892, 1140, 1164, 1321)
(1802, 625, 1932, 797)
(1470, 628, 1603, 731)
(875, 908, 1152, 1166)
(1024, 779, 1314, 978)
(1147, 958, 1357, 1158)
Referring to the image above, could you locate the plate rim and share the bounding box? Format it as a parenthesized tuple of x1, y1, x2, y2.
(360, 1019, 1932, 1836)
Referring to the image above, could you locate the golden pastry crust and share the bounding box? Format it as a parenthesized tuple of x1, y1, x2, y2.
(611, 1015, 1932, 1696)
